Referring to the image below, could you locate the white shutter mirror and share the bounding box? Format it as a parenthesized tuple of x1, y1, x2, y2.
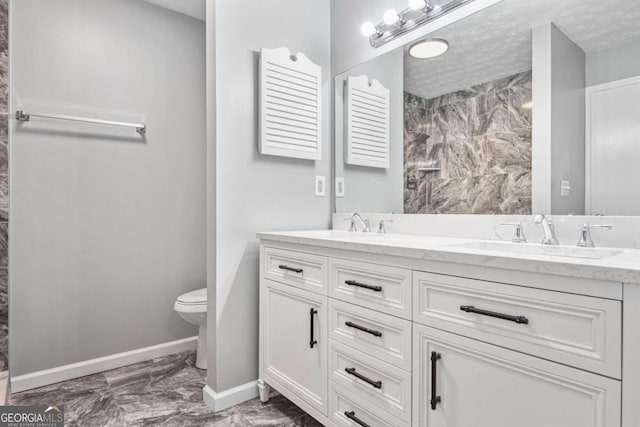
(345, 75, 390, 169)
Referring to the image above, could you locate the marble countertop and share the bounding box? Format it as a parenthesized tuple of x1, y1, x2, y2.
(257, 230, 640, 284)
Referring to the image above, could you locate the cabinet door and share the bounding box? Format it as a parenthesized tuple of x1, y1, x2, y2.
(413, 324, 620, 427)
(262, 279, 327, 415)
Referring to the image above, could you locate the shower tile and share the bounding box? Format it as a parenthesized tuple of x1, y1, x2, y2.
(0, 268, 6, 371)
(0, 0, 7, 113)
(0, 222, 6, 269)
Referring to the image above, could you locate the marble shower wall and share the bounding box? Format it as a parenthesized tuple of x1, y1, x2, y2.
(0, 0, 8, 371)
(404, 71, 532, 214)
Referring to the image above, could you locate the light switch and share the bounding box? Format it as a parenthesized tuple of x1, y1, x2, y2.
(315, 176, 325, 197)
(336, 177, 345, 197)
(561, 180, 571, 197)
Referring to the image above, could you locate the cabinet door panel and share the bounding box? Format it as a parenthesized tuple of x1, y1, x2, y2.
(413, 324, 620, 427)
(262, 279, 327, 414)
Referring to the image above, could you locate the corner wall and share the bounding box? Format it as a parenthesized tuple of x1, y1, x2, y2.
(10, 0, 206, 378)
(532, 23, 585, 215)
(209, 0, 332, 392)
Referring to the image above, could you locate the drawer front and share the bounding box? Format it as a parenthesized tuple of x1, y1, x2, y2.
(329, 299, 412, 371)
(413, 271, 622, 378)
(329, 340, 411, 423)
(263, 246, 328, 294)
(329, 383, 410, 427)
(330, 258, 412, 319)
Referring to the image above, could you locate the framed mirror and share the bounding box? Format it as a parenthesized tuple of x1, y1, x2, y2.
(334, 0, 640, 216)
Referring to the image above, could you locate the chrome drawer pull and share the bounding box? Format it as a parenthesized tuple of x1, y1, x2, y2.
(278, 264, 303, 273)
(344, 411, 370, 427)
(345, 280, 382, 292)
(460, 305, 529, 325)
(345, 367, 382, 389)
(345, 321, 382, 337)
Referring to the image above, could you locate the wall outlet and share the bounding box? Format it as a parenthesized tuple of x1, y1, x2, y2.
(336, 177, 345, 197)
(315, 176, 326, 197)
(561, 180, 571, 197)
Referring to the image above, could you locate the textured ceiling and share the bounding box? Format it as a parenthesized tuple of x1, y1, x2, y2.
(403, 0, 640, 100)
(142, 0, 205, 21)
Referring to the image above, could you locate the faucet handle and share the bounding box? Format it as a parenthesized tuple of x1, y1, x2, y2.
(377, 217, 394, 234)
(500, 222, 527, 243)
(577, 223, 613, 248)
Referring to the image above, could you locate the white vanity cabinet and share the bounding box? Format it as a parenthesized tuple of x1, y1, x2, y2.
(413, 325, 620, 427)
(258, 237, 627, 427)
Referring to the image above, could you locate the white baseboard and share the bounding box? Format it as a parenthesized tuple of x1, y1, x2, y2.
(11, 336, 198, 393)
(203, 381, 258, 413)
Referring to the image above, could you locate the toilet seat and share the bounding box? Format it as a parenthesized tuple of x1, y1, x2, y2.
(176, 288, 207, 305)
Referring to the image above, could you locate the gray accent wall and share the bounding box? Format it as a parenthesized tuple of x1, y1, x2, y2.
(10, 0, 206, 377)
(208, 0, 331, 392)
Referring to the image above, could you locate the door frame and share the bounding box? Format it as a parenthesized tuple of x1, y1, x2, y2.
(585, 75, 640, 214)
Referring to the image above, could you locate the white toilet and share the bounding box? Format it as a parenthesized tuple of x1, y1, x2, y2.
(174, 288, 207, 369)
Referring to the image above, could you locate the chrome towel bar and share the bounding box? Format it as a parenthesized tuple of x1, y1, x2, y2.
(15, 110, 146, 135)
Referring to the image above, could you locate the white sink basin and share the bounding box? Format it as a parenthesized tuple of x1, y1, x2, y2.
(449, 241, 622, 260)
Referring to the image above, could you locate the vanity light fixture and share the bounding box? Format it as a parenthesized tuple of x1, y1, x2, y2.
(361, 22, 381, 37)
(383, 9, 402, 25)
(363, 0, 475, 48)
(409, 38, 449, 59)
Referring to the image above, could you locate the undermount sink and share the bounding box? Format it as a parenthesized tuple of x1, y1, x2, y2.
(449, 240, 622, 260)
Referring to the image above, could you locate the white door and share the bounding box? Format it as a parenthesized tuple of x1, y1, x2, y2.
(262, 279, 327, 415)
(413, 324, 620, 427)
(587, 76, 640, 215)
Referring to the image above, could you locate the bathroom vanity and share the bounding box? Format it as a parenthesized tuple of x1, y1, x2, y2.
(257, 230, 640, 427)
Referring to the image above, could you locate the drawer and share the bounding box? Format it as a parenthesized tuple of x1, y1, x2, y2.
(263, 246, 328, 294)
(329, 340, 411, 423)
(329, 299, 412, 371)
(329, 382, 410, 427)
(329, 258, 412, 319)
(413, 271, 622, 378)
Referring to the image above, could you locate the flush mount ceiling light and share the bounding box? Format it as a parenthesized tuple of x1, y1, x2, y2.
(409, 38, 449, 58)
(362, 0, 475, 48)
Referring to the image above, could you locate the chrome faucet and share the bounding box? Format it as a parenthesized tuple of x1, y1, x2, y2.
(577, 223, 613, 247)
(533, 214, 559, 245)
(500, 222, 527, 243)
(349, 213, 371, 233)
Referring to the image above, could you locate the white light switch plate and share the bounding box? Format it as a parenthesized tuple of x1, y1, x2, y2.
(336, 177, 345, 197)
(315, 176, 325, 197)
(561, 180, 571, 197)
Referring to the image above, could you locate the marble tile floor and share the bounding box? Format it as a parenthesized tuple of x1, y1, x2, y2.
(10, 351, 322, 426)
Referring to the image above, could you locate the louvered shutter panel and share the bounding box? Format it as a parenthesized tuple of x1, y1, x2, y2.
(345, 75, 390, 169)
(259, 47, 322, 160)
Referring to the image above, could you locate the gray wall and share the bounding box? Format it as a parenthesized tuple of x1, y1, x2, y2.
(587, 36, 640, 87)
(10, 0, 206, 377)
(532, 23, 585, 215)
(209, 0, 331, 391)
(334, 49, 404, 214)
